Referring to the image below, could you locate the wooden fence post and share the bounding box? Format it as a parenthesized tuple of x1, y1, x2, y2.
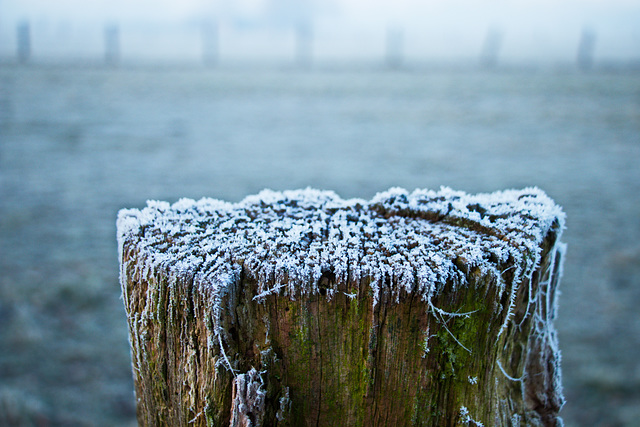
(117, 187, 566, 426)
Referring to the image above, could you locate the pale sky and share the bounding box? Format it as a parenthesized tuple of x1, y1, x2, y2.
(3, 0, 639, 24)
(1, 0, 638, 62)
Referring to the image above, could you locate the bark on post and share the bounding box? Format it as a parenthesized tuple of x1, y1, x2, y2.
(117, 187, 566, 426)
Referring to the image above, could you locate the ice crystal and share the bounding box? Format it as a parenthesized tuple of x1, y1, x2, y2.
(459, 405, 484, 426)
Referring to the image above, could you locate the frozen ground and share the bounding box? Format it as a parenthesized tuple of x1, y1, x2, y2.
(0, 65, 639, 425)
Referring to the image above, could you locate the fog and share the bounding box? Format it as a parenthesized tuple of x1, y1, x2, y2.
(1, 0, 639, 66)
(2, 1, 640, 426)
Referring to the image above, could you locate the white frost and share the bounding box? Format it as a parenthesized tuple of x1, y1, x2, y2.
(459, 406, 484, 426)
(117, 186, 565, 374)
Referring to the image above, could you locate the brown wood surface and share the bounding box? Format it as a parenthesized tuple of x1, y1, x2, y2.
(118, 188, 566, 426)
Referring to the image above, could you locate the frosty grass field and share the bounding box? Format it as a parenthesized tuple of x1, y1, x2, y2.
(0, 64, 639, 425)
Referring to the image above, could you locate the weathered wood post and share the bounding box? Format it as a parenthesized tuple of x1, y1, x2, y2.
(117, 187, 566, 426)
(17, 21, 31, 64)
(104, 23, 120, 66)
(577, 28, 597, 71)
(385, 27, 404, 70)
(479, 26, 503, 70)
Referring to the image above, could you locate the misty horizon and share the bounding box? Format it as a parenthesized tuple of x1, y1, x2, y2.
(1, 1, 638, 67)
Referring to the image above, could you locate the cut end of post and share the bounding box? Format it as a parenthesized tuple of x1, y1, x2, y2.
(118, 187, 566, 426)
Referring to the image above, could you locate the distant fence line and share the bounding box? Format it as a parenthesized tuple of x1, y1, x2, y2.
(9, 20, 599, 70)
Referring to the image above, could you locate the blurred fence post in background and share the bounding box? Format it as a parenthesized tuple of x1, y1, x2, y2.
(385, 27, 404, 69)
(17, 21, 31, 64)
(295, 21, 313, 69)
(104, 24, 121, 66)
(577, 28, 597, 71)
(479, 26, 503, 69)
(201, 20, 219, 67)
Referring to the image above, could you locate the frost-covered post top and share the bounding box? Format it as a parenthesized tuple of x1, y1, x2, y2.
(117, 187, 565, 304)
